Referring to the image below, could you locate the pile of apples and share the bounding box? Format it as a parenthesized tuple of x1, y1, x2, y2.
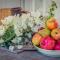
(32, 17, 60, 50)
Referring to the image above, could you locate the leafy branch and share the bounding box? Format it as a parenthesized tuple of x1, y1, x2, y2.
(48, 0, 57, 18)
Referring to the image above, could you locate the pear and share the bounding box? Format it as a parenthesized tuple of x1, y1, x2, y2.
(38, 28, 51, 37)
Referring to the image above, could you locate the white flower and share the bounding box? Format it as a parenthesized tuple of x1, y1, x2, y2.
(27, 17, 34, 28)
(31, 11, 41, 18)
(0, 38, 4, 43)
(12, 37, 22, 44)
(34, 17, 40, 24)
(20, 13, 31, 29)
(14, 25, 23, 36)
(13, 16, 21, 27)
(21, 18, 27, 29)
(21, 13, 30, 20)
(13, 15, 23, 36)
(1, 16, 13, 26)
(31, 26, 38, 32)
(0, 25, 5, 36)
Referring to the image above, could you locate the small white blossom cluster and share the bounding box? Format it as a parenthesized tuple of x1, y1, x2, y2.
(0, 25, 5, 36)
(0, 11, 44, 44)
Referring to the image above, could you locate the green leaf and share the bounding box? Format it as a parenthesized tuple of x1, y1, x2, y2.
(48, 0, 57, 17)
(2, 26, 16, 43)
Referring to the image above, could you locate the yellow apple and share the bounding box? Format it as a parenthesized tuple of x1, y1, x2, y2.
(32, 33, 42, 46)
(46, 17, 58, 30)
(51, 28, 60, 40)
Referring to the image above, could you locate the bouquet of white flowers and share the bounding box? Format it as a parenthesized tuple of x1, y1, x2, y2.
(0, 11, 44, 50)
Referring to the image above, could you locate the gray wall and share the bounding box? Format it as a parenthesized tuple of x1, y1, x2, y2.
(0, 0, 20, 8)
(24, 0, 43, 12)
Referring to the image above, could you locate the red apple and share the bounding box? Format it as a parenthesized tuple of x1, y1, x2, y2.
(46, 17, 58, 30)
(57, 40, 60, 44)
(51, 28, 60, 40)
(40, 36, 55, 50)
(54, 40, 60, 50)
(54, 44, 60, 50)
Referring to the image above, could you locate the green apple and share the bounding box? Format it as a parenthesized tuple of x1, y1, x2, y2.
(38, 28, 51, 37)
